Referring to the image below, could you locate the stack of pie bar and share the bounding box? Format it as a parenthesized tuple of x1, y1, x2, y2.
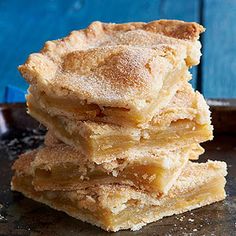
(12, 20, 227, 232)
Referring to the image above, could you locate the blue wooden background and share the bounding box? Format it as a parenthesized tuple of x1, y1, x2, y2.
(0, 0, 236, 102)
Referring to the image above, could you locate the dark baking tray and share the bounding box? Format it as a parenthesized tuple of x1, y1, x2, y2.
(0, 102, 235, 236)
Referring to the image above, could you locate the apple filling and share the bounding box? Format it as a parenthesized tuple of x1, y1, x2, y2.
(33, 158, 187, 194)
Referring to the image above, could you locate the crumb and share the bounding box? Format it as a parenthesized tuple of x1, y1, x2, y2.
(142, 174, 148, 180)
(86, 196, 96, 203)
(148, 174, 156, 182)
(112, 170, 118, 177)
(80, 175, 84, 180)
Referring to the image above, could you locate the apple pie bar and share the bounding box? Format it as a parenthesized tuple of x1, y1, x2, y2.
(27, 83, 213, 162)
(13, 143, 203, 195)
(19, 20, 204, 126)
(11, 157, 227, 232)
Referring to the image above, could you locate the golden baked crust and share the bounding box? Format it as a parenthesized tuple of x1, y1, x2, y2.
(12, 143, 203, 194)
(19, 20, 204, 125)
(27, 83, 213, 162)
(11, 160, 227, 232)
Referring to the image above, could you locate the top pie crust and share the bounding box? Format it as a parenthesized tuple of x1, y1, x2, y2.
(19, 20, 204, 124)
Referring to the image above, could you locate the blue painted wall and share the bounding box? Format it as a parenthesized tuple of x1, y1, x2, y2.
(0, 0, 235, 102)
